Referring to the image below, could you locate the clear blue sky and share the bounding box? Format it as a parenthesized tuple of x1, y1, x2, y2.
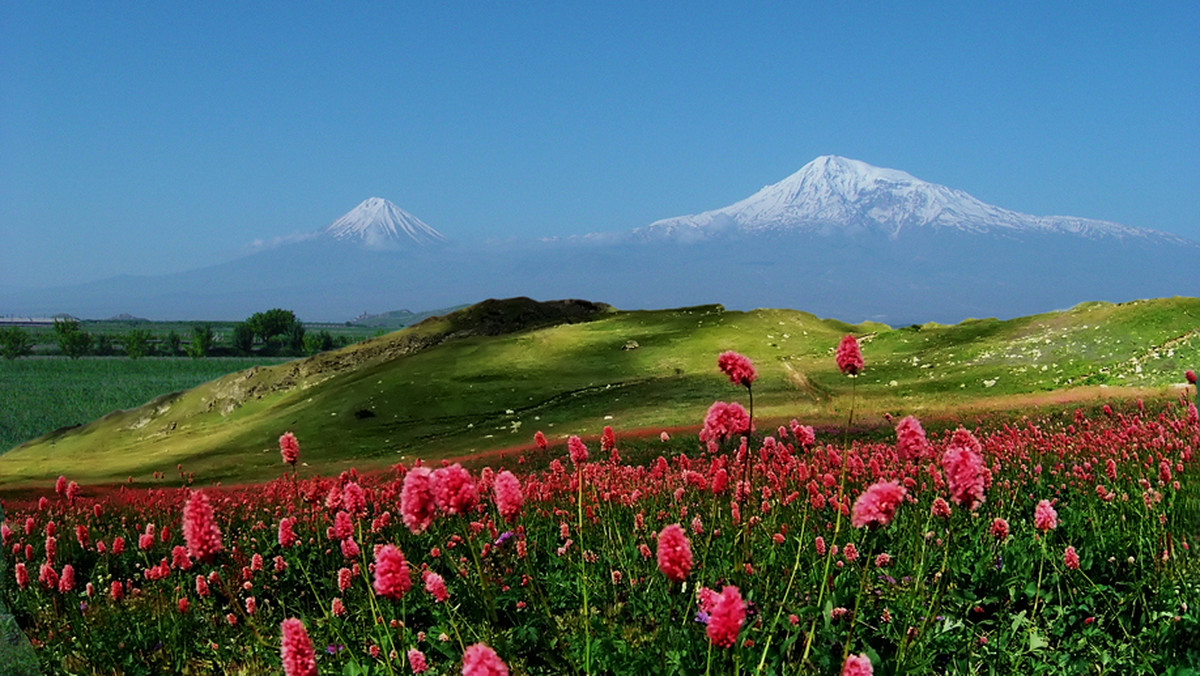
(2, 2, 1197, 287)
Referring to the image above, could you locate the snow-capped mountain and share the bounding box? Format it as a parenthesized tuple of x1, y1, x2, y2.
(642, 156, 1179, 242)
(323, 197, 447, 249)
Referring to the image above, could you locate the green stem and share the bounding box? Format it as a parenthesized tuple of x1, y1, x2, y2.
(578, 464, 591, 675)
(755, 511, 808, 672)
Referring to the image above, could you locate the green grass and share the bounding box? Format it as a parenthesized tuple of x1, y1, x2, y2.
(0, 357, 289, 453)
(0, 297, 1196, 489)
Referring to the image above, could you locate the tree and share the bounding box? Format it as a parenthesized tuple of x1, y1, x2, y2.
(304, 330, 334, 355)
(232, 322, 255, 355)
(0, 327, 34, 359)
(164, 330, 182, 356)
(124, 328, 153, 359)
(247, 308, 298, 343)
(53, 319, 92, 359)
(285, 322, 306, 354)
(93, 334, 114, 356)
(188, 324, 214, 359)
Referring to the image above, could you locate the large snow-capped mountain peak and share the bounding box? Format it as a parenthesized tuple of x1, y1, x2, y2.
(324, 197, 447, 249)
(643, 156, 1172, 242)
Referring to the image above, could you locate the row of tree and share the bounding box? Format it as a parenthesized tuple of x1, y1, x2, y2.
(0, 310, 349, 360)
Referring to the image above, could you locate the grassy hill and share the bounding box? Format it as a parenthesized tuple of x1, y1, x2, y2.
(1, 296, 1196, 488)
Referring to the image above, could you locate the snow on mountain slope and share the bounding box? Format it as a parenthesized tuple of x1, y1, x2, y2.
(324, 197, 447, 249)
(642, 156, 1180, 242)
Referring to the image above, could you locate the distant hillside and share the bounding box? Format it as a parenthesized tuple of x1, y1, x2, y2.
(1, 296, 1195, 488)
(350, 304, 470, 328)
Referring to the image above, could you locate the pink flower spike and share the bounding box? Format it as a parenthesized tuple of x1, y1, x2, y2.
(706, 585, 746, 648)
(718, 351, 758, 387)
(462, 642, 509, 676)
(280, 618, 317, 676)
(842, 652, 874, 676)
(851, 481, 907, 529)
(836, 335, 864, 375)
(373, 544, 412, 601)
(1034, 499, 1058, 533)
(656, 524, 693, 582)
(183, 491, 223, 563)
(279, 432, 300, 466)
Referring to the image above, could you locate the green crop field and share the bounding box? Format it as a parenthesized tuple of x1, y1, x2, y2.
(0, 357, 290, 453)
(1, 296, 1195, 490)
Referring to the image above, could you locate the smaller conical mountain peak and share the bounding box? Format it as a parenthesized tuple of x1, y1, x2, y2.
(324, 198, 447, 249)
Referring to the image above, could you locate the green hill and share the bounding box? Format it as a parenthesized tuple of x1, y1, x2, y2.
(1, 296, 1196, 488)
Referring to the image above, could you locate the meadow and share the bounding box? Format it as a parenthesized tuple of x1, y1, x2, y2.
(2, 341, 1198, 675)
(0, 357, 291, 453)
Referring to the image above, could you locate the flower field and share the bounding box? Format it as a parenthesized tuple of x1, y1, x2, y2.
(3, 347, 1199, 675)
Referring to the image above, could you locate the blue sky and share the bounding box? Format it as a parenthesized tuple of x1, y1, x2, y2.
(2, 2, 1197, 287)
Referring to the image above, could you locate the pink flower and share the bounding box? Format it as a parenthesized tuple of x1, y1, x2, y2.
(278, 517, 297, 548)
(836, 335, 864, 375)
(930, 497, 951, 519)
(55, 475, 67, 496)
(15, 563, 28, 589)
(331, 511, 354, 541)
(1034, 499, 1058, 532)
(941, 429, 985, 509)
(279, 432, 300, 466)
(462, 643, 509, 676)
(656, 524, 693, 583)
(331, 597, 346, 616)
(851, 481, 907, 529)
(401, 467, 436, 534)
(424, 571, 449, 602)
(432, 464, 479, 515)
(534, 430, 548, 450)
(567, 436, 589, 465)
(1187, 369, 1197, 385)
(408, 649, 429, 673)
(601, 425, 616, 451)
(706, 585, 746, 648)
(373, 544, 411, 601)
(895, 415, 928, 461)
(718, 351, 758, 387)
(790, 421, 816, 448)
(699, 401, 750, 443)
(493, 470, 523, 523)
(660, 431, 671, 442)
(59, 564, 74, 592)
(280, 618, 318, 676)
(110, 580, 123, 601)
(1064, 546, 1080, 570)
(842, 653, 873, 676)
(342, 482, 366, 517)
(990, 517, 1009, 540)
(183, 491, 223, 563)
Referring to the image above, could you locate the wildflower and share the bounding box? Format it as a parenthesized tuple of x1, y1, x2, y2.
(660, 431, 671, 442)
(851, 481, 907, 528)
(408, 649, 429, 674)
(424, 571, 449, 602)
(895, 415, 928, 461)
(601, 425, 616, 451)
(15, 563, 28, 589)
(66, 481, 79, 503)
(58, 564, 74, 593)
(332, 597, 346, 616)
(493, 470, 523, 523)
(718, 351, 758, 387)
(1064, 546, 1080, 570)
(875, 553, 891, 567)
(55, 475, 67, 496)
(990, 517, 1009, 540)
(342, 482, 366, 517)
(836, 335, 864, 375)
(280, 618, 318, 676)
(941, 429, 986, 509)
(1034, 500, 1058, 532)
(568, 436, 589, 465)
(843, 652, 873, 675)
(843, 543, 859, 562)
(401, 467, 436, 534)
(432, 464, 478, 515)
(373, 544, 412, 601)
(534, 430, 548, 450)
(706, 585, 746, 648)
(462, 642, 509, 676)
(656, 524, 693, 583)
(930, 497, 951, 519)
(178, 598, 189, 613)
(699, 401, 750, 443)
(1187, 370, 1197, 385)
(183, 491, 223, 563)
(278, 517, 297, 548)
(279, 432, 300, 466)
(110, 580, 123, 601)
(340, 537, 360, 559)
(246, 597, 257, 615)
(815, 536, 826, 557)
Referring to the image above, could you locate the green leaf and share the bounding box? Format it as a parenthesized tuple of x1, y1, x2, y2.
(1029, 628, 1048, 651)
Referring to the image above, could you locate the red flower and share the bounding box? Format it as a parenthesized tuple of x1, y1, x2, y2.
(432, 464, 479, 515)
(280, 618, 317, 676)
(706, 585, 746, 648)
(424, 570, 449, 602)
(401, 467, 436, 534)
(836, 335, 864, 375)
(183, 491, 223, 563)
(462, 642, 509, 676)
(990, 517, 1009, 540)
(941, 429, 985, 509)
(1034, 499, 1058, 532)
(534, 430, 548, 450)
(493, 470, 523, 523)
(372, 544, 411, 601)
(851, 481, 907, 528)
(699, 401, 750, 443)
(408, 649, 429, 674)
(601, 425, 616, 452)
(655, 524, 693, 582)
(895, 415, 928, 461)
(842, 653, 873, 676)
(278, 517, 297, 548)
(1064, 545, 1080, 570)
(279, 432, 300, 466)
(930, 497, 951, 519)
(14, 563, 28, 589)
(568, 436, 589, 465)
(718, 351, 758, 387)
(1186, 370, 1197, 385)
